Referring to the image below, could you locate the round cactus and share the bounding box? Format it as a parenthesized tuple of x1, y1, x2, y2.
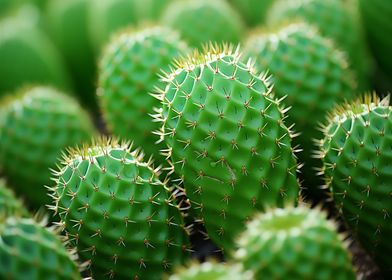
(0, 16, 71, 95)
(46, 0, 97, 109)
(317, 94, 392, 274)
(234, 206, 356, 280)
(169, 261, 252, 280)
(0, 217, 81, 280)
(49, 138, 190, 279)
(0, 179, 28, 218)
(0, 86, 96, 208)
(160, 0, 245, 48)
(228, 0, 274, 26)
(154, 44, 300, 252)
(245, 23, 356, 194)
(98, 26, 188, 164)
(267, 0, 371, 91)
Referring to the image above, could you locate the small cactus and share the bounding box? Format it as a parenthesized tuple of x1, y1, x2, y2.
(317, 94, 392, 274)
(233, 206, 356, 280)
(0, 179, 28, 218)
(154, 44, 300, 252)
(49, 138, 190, 279)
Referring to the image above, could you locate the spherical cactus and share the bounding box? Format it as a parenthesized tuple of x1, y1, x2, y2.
(359, 0, 392, 77)
(267, 0, 371, 91)
(160, 0, 245, 48)
(49, 138, 190, 279)
(168, 261, 252, 280)
(234, 206, 356, 280)
(228, 0, 274, 27)
(0, 86, 96, 208)
(0, 16, 71, 95)
(244, 23, 356, 194)
(46, 0, 97, 109)
(0, 217, 81, 280)
(0, 179, 28, 218)
(154, 44, 300, 252)
(317, 94, 392, 275)
(98, 26, 188, 164)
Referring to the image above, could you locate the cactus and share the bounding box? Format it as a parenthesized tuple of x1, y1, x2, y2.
(160, 0, 245, 48)
(267, 0, 371, 91)
(0, 179, 28, 217)
(46, 0, 97, 110)
(0, 15, 71, 95)
(359, 0, 392, 77)
(244, 23, 356, 196)
(168, 261, 252, 280)
(317, 94, 392, 274)
(49, 138, 190, 279)
(0, 86, 96, 208)
(0, 217, 81, 280)
(154, 44, 300, 252)
(234, 206, 356, 280)
(228, 0, 274, 27)
(98, 26, 188, 165)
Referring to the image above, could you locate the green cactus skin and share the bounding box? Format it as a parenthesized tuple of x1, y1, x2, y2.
(0, 16, 71, 95)
(245, 23, 356, 196)
(317, 95, 392, 275)
(228, 0, 274, 27)
(234, 206, 356, 280)
(46, 0, 97, 110)
(0, 86, 96, 208)
(359, 0, 392, 77)
(155, 45, 300, 252)
(98, 27, 188, 164)
(0, 179, 28, 218)
(267, 0, 371, 91)
(49, 139, 190, 279)
(160, 0, 245, 48)
(168, 262, 252, 280)
(0, 217, 81, 280)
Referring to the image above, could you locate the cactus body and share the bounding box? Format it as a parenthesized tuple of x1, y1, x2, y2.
(98, 27, 187, 163)
(234, 206, 356, 280)
(318, 95, 392, 274)
(228, 0, 274, 26)
(267, 0, 371, 91)
(160, 0, 245, 48)
(0, 217, 81, 280)
(49, 139, 190, 279)
(0, 179, 28, 217)
(0, 86, 95, 208)
(245, 23, 356, 193)
(155, 45, 300, 252)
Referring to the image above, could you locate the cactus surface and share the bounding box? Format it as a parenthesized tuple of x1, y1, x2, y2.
(0, 217, 81, 280)
(155, 45, 300, 252)
(49, 139, 190, 279)
(318, 95, 392, 274)
(234, 206, 356, 280)
(0, 86, 95, 208)
(98, 27, 188, 164)
(160, 0, 245, 48)
(0, 179, 28, 217)
(228, 0, 274, 26)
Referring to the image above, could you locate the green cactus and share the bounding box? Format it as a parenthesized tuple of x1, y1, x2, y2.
(168, 261, 252, 280)
(154, 44, 300, 252)
(0, 217, 81, 280)
(0, 16, 71, 95)
(160, 0, 245, 48)
(359, 0, 392, 77)
(46, 0, 97, 110)
(49, 138, 190, 279)
(267, 0, 371, 91)
(245, 23, 356, 196)
(228, 0, 274, 26)
(98, 26, 188, 165)
(317, 94, 392, 274)
(0, 86, 96, 208)
(0, 179, 28, 217)
(234, 206, 356, 280)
